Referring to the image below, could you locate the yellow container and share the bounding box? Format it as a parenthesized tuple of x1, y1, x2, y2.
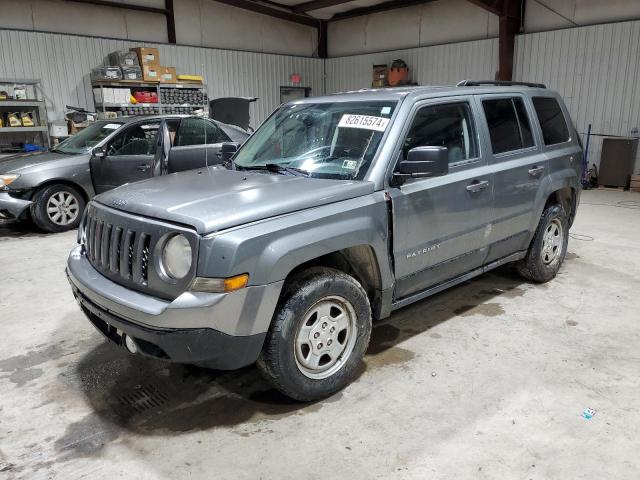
(176, 74, 203, 83)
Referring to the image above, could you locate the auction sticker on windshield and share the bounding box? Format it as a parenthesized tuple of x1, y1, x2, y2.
(338, 114, 389, 132)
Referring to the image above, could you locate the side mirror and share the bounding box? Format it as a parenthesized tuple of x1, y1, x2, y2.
(220, 142, 240, 163)
(92, 146, 106, 159)
(394, 146, 448, 183)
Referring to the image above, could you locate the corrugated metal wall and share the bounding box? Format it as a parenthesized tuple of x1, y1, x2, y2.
(0, 29, 325, 125)
(325, 38, 499, 93)
(514, 20, 640, 170)
(3, 22, 640, 172)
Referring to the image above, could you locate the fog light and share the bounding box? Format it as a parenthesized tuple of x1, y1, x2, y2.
(123, 334, 138, 354)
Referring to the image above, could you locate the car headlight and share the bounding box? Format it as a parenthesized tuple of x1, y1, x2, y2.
(162, 234, 193, 279)
(0, 175, 19, 188)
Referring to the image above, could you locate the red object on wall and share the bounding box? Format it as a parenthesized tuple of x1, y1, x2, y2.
(290, 74, 301, 85)
(133, 91, 158, 103)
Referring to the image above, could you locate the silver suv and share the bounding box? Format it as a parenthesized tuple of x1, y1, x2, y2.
(67, 81, 582, 401)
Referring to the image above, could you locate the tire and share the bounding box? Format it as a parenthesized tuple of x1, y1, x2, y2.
(257, 267, 372, 402)
(31, 184, 86, 233)
(517, 203, 569, 283)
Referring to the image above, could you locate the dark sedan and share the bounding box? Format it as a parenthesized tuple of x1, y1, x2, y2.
(0, 115, 249, 232)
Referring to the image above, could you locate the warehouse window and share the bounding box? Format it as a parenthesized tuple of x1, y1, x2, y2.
(175, 118, 230, 146)
(482, 98, 534, 155)
(533, 97, 570, 145)
(403, 102, 477, 164)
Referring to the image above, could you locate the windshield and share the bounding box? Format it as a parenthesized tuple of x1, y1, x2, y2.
(233, 101, 397, 180)
(53, 121, 123, 154)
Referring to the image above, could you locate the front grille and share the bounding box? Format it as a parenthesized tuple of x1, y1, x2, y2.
(81, 202, 197, 300)
(85, 214, 150, 284)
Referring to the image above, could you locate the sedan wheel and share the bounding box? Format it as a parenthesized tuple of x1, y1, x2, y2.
(31, 184, 86, 233)
(46, 191, 80, 226)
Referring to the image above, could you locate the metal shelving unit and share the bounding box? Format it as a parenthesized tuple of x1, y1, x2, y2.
(0, 79, 50, 151)
(92, 81, 208, 117)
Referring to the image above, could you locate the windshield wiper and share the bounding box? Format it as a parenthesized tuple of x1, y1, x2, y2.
(235, 163, 309, 177)
(265, 163, 309, 177)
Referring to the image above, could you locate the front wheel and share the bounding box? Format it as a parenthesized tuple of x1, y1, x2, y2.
(517, 203, 569, 282)
(257, 267, 372, 402)
(31, 184, 86, 233)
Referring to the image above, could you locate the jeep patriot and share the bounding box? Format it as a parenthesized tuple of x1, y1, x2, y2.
(67, 81, 582, 401)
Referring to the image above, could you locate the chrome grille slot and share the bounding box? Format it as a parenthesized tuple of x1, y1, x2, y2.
(109, 227, 122, 273)
(94, 220, 103, 263)
(132, 233, 149, 284)
(81, 202, 197, 300)
(101, 223, 112, 268)
(120, 229, 134, 280)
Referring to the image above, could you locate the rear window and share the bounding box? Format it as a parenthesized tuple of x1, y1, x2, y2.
(482, 98, 535, 155)
(532, 97, 570, 145)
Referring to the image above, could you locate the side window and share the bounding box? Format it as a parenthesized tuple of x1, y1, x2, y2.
(482, 98, 534, 155)
(532, 97, 570, 145)
(106, 121, 160, 156)
(403, 102, 477, 164)
(514, 98, 534, 148)
(175, 118, 230, 146)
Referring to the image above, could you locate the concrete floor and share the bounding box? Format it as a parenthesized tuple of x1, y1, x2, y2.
(1, 189, 639, 480)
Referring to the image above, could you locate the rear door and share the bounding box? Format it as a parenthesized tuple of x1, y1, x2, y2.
(477, 95, 548, 262)
(390, 97, 494, 299)
(90, 119, 160, 193)
(167, 117, 231, 172)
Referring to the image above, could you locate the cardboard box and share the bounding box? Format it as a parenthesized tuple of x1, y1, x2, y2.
(131, 47, 160, 66)
(158, 66, 177, 84)
(93, 87, 116, 104)
(142, 65, 161, 82)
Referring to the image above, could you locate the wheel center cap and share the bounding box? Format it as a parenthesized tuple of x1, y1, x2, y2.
(310, 315, 336, 352)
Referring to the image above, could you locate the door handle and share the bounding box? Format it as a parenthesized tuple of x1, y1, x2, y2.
(466, 180, 489, 193)
(137, 164, 151, 172)
(528, 166, 545, 177)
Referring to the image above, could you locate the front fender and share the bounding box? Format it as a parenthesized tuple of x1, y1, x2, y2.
(9, 157, 95, 200)
(197, 191, 392, 289)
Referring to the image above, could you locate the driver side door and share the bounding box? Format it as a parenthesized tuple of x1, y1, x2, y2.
(90, 120, 160, 193)
(390, 97, 494, 299)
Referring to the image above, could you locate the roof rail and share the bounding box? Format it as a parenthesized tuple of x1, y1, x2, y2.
(456, 80, 547, 88)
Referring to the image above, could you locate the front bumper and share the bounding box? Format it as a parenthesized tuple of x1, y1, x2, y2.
(0, 192, 32, 219)
(67, 246, 284, 369)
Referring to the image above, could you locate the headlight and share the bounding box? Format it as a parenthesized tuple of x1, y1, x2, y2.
(162, 234, 193, 279)
(0, 175, 19, 188)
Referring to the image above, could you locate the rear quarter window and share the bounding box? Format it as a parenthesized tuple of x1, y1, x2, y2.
(482, 97, 534, 155)
(532, 97, 570, 145)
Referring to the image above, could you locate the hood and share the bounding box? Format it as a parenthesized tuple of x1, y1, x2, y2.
(0, 150, 79, 174)
(95, 167, 374, 234)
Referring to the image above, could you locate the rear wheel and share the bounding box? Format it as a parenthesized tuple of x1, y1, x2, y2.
(517, 204, 569, 282)
(257, 267, 372, 401)
(31, 184, 85, 233)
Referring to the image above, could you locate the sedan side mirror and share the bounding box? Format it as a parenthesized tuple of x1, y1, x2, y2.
(220, 142, 240, 163)
(393, 146, 448, 184)
(92, 146, 106, 159)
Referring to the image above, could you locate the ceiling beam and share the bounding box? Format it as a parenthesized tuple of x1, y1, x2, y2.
(293, 0, 353, 13)
(65, 0, 169, 15)
(330, 0, 437, 21)
(211, 0, 320, 27)
(466, 0, 521, 19)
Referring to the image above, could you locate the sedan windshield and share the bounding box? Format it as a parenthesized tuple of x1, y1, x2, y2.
(233, 101, 397, 180)
(53, 121, 123, 154)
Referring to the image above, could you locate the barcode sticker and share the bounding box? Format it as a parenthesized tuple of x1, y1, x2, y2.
(338, 114, 389, 132)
